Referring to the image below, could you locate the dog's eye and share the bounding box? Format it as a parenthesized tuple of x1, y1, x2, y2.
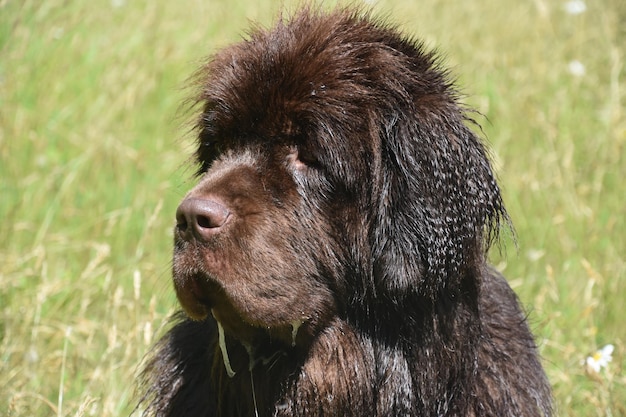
(197, 129, 225, 170)
(287, 147, 306, 171)
(297, 149, 316, 166)
(196, 142, 223, 173)
(289, 145, 320, 171)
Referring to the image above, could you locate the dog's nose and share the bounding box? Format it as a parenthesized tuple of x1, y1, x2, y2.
(175, 197, 231, 241)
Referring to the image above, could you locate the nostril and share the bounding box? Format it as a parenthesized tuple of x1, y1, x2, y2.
(195, 215, 206, 229)
(176, 210, 189, 231)
(196, 214, 215, 229)
(176, 197, 231, 241)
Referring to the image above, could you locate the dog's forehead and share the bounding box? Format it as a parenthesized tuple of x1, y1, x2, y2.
(196, 11, 418, 144)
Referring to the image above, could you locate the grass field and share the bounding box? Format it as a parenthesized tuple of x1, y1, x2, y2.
(1, 0, 624, 415)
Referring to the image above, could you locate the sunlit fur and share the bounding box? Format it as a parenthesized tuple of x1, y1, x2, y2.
(137, 7, 552, 417)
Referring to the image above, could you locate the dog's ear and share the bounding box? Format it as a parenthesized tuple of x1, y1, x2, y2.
(371, 87, 509, 304)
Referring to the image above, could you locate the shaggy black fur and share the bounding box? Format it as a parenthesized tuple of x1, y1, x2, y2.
(137, 7, 552, 417)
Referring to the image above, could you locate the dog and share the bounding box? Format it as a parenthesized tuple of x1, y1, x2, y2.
(137, 7, 552, 417)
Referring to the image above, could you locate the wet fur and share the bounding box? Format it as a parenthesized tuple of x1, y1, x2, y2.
(137, 7, 552, 417)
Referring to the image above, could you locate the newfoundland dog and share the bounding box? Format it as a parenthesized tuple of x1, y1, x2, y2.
(137, 7, 552, 417)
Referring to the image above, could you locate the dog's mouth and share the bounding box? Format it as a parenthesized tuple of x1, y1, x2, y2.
(174, 272, 307, 349)
(174, 272, 247, 331)
(173, 272, 220, 320)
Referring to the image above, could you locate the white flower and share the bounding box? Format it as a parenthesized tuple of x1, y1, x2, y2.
(564, 0, 587, 15)
(568, 60, 586, 77)
(585, 344, 614, 373)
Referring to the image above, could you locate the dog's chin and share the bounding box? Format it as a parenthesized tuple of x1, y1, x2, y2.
(173, 274, 237, 325)
(174, 272, 303, 347)
(173, 273, 217, 321)
(180, 300, 210, 322)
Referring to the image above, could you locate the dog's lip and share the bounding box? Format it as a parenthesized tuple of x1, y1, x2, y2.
(188, 274, 214, 302)
(175, 274, 253, 334)
(178, 275, 267, 342)
(174, 273, 222, 320)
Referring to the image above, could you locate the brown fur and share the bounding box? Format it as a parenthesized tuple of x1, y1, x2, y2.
(137, 7, 552, 417)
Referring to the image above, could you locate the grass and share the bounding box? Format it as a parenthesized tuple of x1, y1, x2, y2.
(1, 0, 624, 415)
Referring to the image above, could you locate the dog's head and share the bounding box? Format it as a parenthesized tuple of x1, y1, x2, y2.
(172, 9, 508, 348)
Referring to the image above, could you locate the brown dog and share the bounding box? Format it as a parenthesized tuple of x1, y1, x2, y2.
(137, 8, 552, 417)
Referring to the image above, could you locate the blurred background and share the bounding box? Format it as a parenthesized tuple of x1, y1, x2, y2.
(1, 0, 624, 415)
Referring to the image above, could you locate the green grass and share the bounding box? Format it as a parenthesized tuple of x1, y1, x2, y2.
(1, 0, 624, 415)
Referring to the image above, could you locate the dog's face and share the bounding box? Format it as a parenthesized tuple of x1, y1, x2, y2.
(172, 141, 351, 347)
(171, 13, 388, 349)
(171, 10, 507, 349)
